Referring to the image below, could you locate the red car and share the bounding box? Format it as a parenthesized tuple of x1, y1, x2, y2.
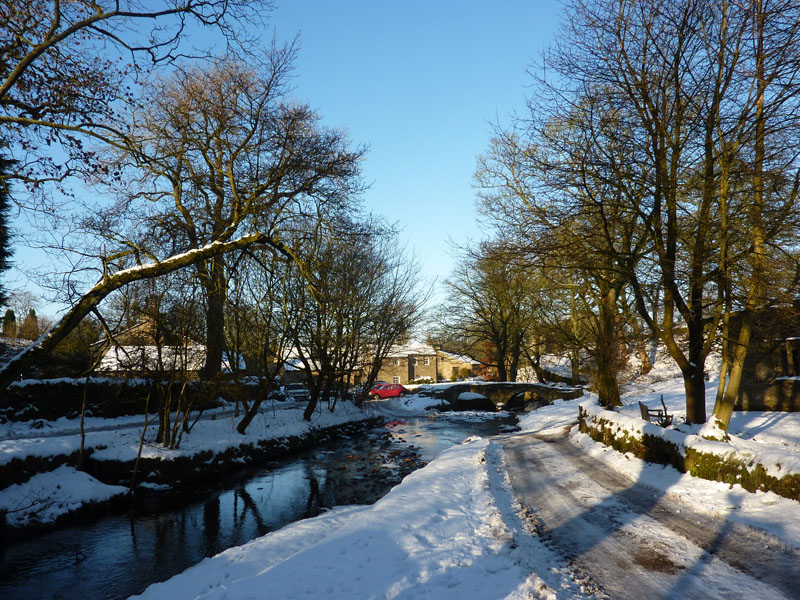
(369, 383, 410, 399)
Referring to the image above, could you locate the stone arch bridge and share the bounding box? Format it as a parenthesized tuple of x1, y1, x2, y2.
(434, 382, 584, 411)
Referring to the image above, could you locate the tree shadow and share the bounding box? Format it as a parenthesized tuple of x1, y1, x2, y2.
(661, 488, 798, 599)
(506, 432, 797, 598)
(728, 409, 796, 440)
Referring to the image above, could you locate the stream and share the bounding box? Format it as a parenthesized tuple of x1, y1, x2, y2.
(0, 410, 516, 600)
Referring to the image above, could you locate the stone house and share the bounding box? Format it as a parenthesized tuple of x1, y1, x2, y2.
(732, 306, 800, 411)
(376, 343, 476, 384)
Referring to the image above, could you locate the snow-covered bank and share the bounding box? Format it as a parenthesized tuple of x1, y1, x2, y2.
(5, 369, 800, 599)
(132, 435, 583, 600)
(576, 383, 800, 501)
(0, 401, 378, 530)
(0, 465, 128, 528)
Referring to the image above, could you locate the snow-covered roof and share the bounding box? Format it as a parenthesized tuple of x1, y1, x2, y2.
(97, 345, 208, 373)
(384, 342, 477, 365)
(98, 344, 246, 373)
(385, 343, 438, 358)
(282, 347, 321, 371)
(438, 350, 478, 365)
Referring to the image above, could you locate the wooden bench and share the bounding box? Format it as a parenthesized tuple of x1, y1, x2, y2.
(638, 396, 673, 426)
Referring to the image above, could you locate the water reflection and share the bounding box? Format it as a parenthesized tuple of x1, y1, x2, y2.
(0, 413, 514, 600)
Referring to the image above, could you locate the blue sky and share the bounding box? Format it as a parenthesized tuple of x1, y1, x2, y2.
(269, 0, 562, 296)
(10, 1, 562, 317)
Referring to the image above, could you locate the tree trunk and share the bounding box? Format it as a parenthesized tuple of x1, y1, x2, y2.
(570, 348, 580, 385)
(0, 232, 277, 392)
(508, 345, 521, 383)
(630, 316, 652, 375)
(595, 284, 622, 407)
(202, 256, 226, 379)
(237, 369, 281, 434)
(682, 367, 706, 424)
(494, 337, 508, 381)
(715, 1, 767, 430)
(715, 312, 753, 428)
(236, 396, 262, 435)
(596, 369, 621, 409)
(303, 396, 318, 421)
(531, 352, 545, 383)
(713, 312, 731, 415)
(637, 341, 652, 376)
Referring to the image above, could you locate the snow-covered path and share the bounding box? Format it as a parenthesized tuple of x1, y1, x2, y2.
(503, 431, 799, 599)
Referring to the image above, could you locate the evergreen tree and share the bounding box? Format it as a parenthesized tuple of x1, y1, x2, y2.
(20, 309, 38, 340)
(2, 309, 16, 338)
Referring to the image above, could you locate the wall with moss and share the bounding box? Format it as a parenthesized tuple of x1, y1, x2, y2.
(578, 407, 800, 502)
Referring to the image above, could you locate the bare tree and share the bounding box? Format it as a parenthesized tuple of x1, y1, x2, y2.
(93, 54, 364, 377)
(0, 53, 365, 390)
(100, 273, 205, 449)
(474, 101, 644, 405)
(438, 242, 536, 383)
(711, 0, 800, 429)
(227, 247, 295, 434)
(0, 0, 281, 388)
(284, 217, 425, 420)
(0, 230, 284, 389)
(482, 0, 799, 422)
(0, 143, 12, 306)
(1, 0, 268, 198)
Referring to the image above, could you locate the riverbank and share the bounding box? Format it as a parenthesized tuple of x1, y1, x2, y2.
(0, 399, 384, 537)
(131, 378, 800, 600)
(0, 398, 516, 600)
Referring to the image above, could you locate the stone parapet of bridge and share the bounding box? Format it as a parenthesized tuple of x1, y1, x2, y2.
(435, 382, 583, 411)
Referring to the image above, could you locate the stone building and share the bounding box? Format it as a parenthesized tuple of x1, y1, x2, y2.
(733, 306, 800, 411)
(376, 343, 476, 384)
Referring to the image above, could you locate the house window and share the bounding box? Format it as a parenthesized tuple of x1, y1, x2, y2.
(392, 376, 400, 384)
(424, 357, 430, 366)
(392, 358, 399, 366)
(412, 357, 418, 366)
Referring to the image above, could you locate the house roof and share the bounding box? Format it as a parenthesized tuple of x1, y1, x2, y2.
(384, 343, 437, 358)
(280, 343, 478, 371)
(97, 345, 208, 372)
(385, 342, 476, 365)
(438, 350, 479, 365)
(98, 345, 245, 373)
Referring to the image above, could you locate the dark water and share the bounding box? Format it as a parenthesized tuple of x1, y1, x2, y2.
(0, 411, 515, 600)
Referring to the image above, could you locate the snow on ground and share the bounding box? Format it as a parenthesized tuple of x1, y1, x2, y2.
(0, 400, 371, 527)
(518, 395, 800, 545)
(0, 465, 127, 527)
(516, 358, 800, 547)
(130, 373, 800, 599)
(0, 400, 368, 464)
(132, 434, 585, 600)
(5, 357, 800, 599)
